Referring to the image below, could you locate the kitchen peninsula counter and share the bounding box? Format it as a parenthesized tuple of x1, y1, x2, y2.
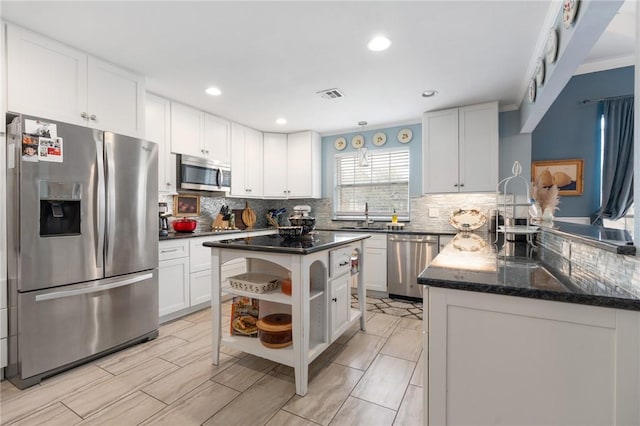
(205, 231, 370, 396)
(418, 235, 640, 311)
(418, 234, 640, 425)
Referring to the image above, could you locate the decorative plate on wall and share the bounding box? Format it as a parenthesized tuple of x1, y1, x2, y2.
(351, 135, 365, 149)
(563, 0, 579, 29)
(545, 28, 558, 64)
(397, 128, 413, 143)
(334, 137, 346, 151)
(373, 132, 387, 146)
(535, 58, 545, 87)
(528, 78, 537, 103)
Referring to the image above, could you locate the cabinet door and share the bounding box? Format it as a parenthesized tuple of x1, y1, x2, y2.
(422, 108, 460, 193)
(158, 257, 190, 317)
(87, 57, 145, 138)
(204, 113, 231, 164)
(171, 102, 204, 157)
(286, 131, 321, 198)
(7, 25, 87, 126)
(330, 274, 351, 341)
(263, 133, 288, 198)
(146, 93, 175, 193)
(189, 237, 212, 273)
(365, 247, 387, 292)
(230, 123, 247, 197)
(244, 127, 264, 197)
(190, 270, 211, 306)
(458, 102, 499, 192)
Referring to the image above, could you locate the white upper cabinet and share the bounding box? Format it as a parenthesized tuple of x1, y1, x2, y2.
(422, 101, 498, 193)
(170, 101, 230, 164)
(204, 114, 231, 165)
(263, 131, 321, 199)
(170, 102, 204, 157)
(286, 131, 321, 198)
(230, 123, 263, 197)
(145, 93, 175, 193)
(6, 24, 144, 138)
(263, 133, 288, 198)
(87, 57, 145, 137)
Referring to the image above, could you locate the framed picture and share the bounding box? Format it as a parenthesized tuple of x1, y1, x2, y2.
(174, 194, 200, 216)
(531, 159, 584, 196)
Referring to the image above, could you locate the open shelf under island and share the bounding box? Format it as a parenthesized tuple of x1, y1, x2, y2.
(204, 232, 370, 396)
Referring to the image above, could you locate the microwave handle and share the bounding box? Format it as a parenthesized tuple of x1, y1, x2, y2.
(216, 168, 222, 187)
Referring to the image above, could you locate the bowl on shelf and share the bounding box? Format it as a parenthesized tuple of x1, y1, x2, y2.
(288, 216, 316, 234)
(172, 218, 197, 233)
(278, 226, 304, 239)
(257, 313, 292, 349)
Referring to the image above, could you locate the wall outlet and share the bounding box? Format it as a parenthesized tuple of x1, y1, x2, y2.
(428, 208, 439, 218)
(562, 241, 571, 259)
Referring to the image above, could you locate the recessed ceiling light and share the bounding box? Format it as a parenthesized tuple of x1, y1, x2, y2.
(276, 118, 287, 125)
(367, 36, 391, 52)
(205, 86, 222, 96)
(421, 90, 438, 98)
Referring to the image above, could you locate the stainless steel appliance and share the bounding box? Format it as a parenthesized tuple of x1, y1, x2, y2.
(159, 202, 170, 237)
(6, 115, 159, 389)
(387, 234, 439, 299)
(177, 154, 231, 192)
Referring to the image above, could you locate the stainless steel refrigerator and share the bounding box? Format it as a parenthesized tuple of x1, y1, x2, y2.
(5, 114, 159, 389)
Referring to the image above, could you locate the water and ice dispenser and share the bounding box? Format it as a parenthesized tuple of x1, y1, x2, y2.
(39, 181, 82, 236)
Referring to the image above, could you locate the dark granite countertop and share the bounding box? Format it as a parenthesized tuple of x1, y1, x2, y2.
(159, 228, 274, 241)
(418, 233, 640, 311)
(317, 226, 457, 235)
(203, 231, 370, 255)
(541, 221, 635, 255)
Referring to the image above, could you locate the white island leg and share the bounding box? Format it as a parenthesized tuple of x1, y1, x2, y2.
(211, 247, 221, 365)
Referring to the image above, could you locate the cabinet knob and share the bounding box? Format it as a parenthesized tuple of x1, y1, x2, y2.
(90, 114, 97, 121)
(205, 150, 209, 154)
(81, 112, 89, 119)
(460, 183, 464, 187)
(201, 149, 205, 153)
(166, 182, 171, 186)
(332, 297, 338, 302)
(453, 183, 459, 187)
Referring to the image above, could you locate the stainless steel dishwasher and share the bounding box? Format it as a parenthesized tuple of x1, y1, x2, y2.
(387, 234, 439, 299)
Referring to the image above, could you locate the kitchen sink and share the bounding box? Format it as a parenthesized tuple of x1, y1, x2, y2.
(339, 225, 385, 230)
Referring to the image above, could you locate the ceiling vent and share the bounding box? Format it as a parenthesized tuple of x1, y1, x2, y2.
(317, 88, 344, 99)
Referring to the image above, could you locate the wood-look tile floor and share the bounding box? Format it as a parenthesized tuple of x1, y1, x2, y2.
(0, 305, 424, 426)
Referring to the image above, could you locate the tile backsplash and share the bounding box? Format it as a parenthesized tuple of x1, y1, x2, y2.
(161, 192, 506, 233)
(538, 231, 640, 300)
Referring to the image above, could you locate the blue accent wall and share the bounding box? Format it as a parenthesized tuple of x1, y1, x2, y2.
(321, 123, 422, 198)
(499, 110, 531, 182)
(532, 66, 634, 217)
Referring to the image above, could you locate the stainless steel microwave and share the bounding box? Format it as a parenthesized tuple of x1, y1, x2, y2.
(177, 155, 231, 192)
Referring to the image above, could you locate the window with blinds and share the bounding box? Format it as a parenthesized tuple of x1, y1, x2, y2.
(334, 148, 410, 220)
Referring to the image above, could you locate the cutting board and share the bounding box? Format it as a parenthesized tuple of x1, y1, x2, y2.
(233, 209, 246, 229)
(241, 202, 257, 229)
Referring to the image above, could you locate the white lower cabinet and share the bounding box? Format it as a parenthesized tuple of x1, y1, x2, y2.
(158, 256, 190, 317)
(426, 287, 640, 426)
(364, 234, 387, 293)
(329, 273, 351, 342)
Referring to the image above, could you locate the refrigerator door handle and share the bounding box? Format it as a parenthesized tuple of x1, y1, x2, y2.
(96, 137, 105, 269)
(105, 139, 116, 269)
(35, 272, 153, 302)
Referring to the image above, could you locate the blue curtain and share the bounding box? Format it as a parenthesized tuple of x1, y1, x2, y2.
(591, 96, 634, 225)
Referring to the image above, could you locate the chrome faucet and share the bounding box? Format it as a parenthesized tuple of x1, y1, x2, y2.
(363, 202, 374, 226)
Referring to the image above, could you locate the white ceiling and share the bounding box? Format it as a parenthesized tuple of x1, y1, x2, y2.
(1, 1, 635, 135)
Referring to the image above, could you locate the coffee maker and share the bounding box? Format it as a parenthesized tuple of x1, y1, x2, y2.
(159, 202, 170, 236)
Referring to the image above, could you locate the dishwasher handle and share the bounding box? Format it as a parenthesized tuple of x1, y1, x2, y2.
(388, 234, 438, 243)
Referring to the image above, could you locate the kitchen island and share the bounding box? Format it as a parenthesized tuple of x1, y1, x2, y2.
(418, 233, 640, 425)
(204, 232, 370, 396)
